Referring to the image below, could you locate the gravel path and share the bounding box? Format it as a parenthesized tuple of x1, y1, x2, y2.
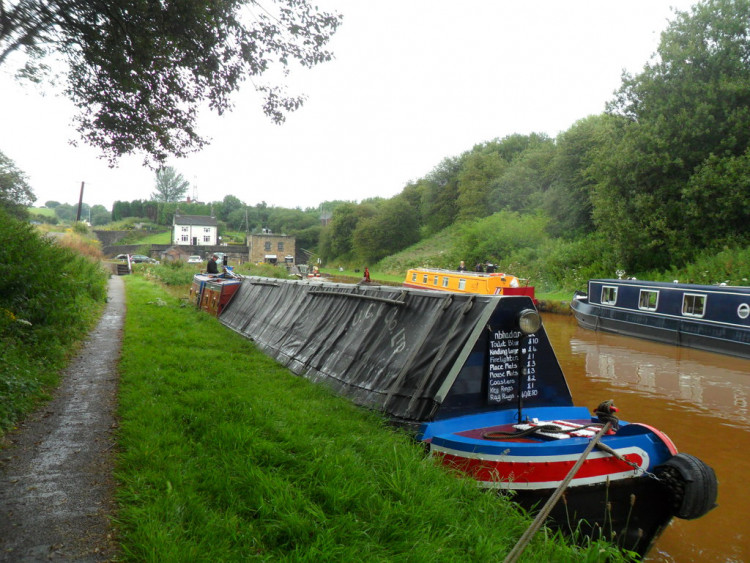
(0, 275, 124, 562)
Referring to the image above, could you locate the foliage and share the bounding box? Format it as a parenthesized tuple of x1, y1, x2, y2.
(452, 211, 551, 270)
(352, 194, 420, 264)
(0, 208, 108, 435)
(2, 0, 341, 164)
(597, 0, 750, 270)
(151, 167, 190, 202)
(0, 150, 35, 218)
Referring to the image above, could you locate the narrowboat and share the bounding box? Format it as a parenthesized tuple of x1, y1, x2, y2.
(189, 270, 242, 317)
(404, 267, 536, 303)
(218, 278, 717, 557)
(571, 279, 750, 359)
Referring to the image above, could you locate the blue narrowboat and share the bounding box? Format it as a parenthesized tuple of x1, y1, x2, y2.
(571, 279, 750, 358)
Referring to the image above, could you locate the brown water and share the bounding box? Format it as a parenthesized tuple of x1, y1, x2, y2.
(541, 313, 750, 562)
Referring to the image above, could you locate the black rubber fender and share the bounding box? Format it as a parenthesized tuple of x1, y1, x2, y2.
(655, 453, 718, 520)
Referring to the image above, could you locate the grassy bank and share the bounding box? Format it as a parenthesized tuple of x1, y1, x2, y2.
(115, 276, 626, 561)
(0, 211, 109, 436)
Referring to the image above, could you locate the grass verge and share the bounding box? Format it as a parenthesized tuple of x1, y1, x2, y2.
(114, 276, 628, 561)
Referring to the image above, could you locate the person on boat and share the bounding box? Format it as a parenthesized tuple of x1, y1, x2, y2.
(485, 262, 496, 273)
(474, 262, 484, 273)
(207, 254, 219, 274)
(457, 261, 466, 271)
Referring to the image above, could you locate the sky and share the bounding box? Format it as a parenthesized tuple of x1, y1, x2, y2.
(1, 0, 699, 211)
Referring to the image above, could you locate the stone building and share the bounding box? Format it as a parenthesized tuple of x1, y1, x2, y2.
(248, 233, 296, 265)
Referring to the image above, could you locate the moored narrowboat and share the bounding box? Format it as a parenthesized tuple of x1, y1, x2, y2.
(571, 279, 750, 358)
(404, 267, 536, 303)
(217, 278, 717, 557)
(190, 271, 242, 317)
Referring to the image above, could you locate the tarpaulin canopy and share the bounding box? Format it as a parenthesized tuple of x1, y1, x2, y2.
(219, 277, 573, 424)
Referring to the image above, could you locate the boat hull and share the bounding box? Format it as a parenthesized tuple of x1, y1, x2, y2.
(419, 406, 681, 557)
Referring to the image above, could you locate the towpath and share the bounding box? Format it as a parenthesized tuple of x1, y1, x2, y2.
(0, 275, 124, 561)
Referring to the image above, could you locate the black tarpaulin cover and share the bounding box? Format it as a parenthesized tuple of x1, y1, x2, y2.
(219, 277, 573, 423)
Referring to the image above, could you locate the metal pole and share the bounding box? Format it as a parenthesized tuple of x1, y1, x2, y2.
(503, 421, 613, 563)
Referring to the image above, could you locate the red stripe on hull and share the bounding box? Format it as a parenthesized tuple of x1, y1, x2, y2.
(435, 450, 644, 488)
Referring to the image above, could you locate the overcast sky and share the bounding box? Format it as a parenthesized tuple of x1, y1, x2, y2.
(1, 1, 698, 211)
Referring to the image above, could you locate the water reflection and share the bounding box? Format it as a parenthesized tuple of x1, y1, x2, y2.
(541, 312, 750, 563)
(570, 332, 750, 430)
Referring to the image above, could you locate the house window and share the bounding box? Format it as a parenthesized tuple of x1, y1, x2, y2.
(278, 242, 284, 252)
(601, 286, 618, 305)
(458, 279, 466, 290)
(682, 294, 706, 317)
(180, 234, 189, 242)
(203, 235, 211, 243)
(638, 289, 659, 311)
(204, 227, 211, 233)
(442, 277, 449, 287)
(433, 276, 439, 286)
(264, 242, 271, 251)
(181, 226, 189, 232)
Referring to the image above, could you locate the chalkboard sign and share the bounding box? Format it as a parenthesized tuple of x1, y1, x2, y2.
(487, 329, 540, 405)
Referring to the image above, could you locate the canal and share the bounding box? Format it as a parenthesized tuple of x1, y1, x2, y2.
(541, 312, 749, 562)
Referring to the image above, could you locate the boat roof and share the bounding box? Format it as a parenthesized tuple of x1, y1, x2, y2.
(220, 277, 572, 424)
(409, 267, 521, 279)
(589, 279, 750, 294)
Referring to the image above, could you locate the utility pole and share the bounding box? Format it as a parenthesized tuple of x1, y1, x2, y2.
(76, 181, 85, 222)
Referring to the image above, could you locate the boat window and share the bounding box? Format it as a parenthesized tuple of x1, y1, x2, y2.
(601, 286, 618, 305)
(638, 289, 659, 311)
(738, 303, 750, 319)
(458, 279, 466, 290)
(423, 274, 428, 284)
(682, 294, 706, 317)
(433, 275, 439, 286)
(411, 272, 417, 282)
(442, 277, 449, 287)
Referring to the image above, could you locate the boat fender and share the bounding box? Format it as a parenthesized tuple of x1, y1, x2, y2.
(654, 453, 718, 520)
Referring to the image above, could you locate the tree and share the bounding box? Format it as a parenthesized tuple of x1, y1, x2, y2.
(594, 0, 750, 270)
(151, 167, 189, 203)
(543, 116, 604, 238)
(2, 1, 341, 165)
(218, 195, 244, 222)
(0, 151, 35, 218)
(456, 146, 505, 222)
(420, 157, 463, 235)
(352, 195, 420, 263)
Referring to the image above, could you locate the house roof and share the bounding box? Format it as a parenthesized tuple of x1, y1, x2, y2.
(173, 214, 218, 227)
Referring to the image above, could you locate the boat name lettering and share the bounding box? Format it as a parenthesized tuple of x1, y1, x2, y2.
(493, 330, 521, 339)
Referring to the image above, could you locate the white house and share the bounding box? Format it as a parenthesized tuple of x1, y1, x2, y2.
(173, 213, 218, 246)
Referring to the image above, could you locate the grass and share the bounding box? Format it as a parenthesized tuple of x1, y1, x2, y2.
(113, 274, 629, 561)
(136, 231, 171, 244)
